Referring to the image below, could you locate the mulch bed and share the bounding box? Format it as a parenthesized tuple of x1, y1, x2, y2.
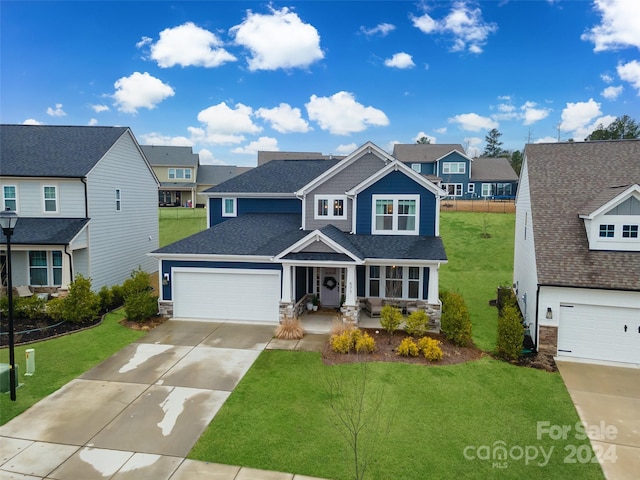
(119, 315, 167, 331)
(322, 328, 485, 366)
(0, 316, 102, 347)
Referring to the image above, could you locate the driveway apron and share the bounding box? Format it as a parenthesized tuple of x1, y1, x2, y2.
(557, 360, 640, 480)
(0, 321, 277, 479)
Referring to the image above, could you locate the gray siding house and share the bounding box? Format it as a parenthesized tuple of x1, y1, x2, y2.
(1, 125, 159, 292)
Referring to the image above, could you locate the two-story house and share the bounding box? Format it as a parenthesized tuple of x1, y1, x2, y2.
(150, 142, 448, 327)
(513, 140, 640, 365)
(0, 125, 159, 292)
(393, 144, 518, 199)
(142, 145, 199, 208)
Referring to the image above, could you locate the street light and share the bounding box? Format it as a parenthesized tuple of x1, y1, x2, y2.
(0, 208, 19, 401)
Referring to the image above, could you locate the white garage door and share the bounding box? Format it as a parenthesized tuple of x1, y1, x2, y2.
(557, 304, 640, 364)
(172, 268, 280, 323)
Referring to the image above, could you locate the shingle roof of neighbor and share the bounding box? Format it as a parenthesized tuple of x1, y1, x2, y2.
(141, 145, 199, 167)
(525, 140, 640, 291)
(206, 159, 340, 194)
(393, 144, 466, 163)
(1, 124, 129, 177)
(471, 157, 518, 181)
(0, 218, 90, 245)
(153, 213, 447, 262)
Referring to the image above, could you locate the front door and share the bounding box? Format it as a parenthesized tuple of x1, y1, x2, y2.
(320, 268, 341, 308)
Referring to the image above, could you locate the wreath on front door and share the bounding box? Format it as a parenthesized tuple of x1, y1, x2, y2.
(322, 276, 337, 290)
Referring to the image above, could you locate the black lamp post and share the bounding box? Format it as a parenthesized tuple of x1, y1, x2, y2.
(0, 208, 19, 401)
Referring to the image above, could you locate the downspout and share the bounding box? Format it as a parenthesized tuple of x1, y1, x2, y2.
(533, 285, 540, 352)
(81, 177, 89, 217)
(81, 176, 91, 279)
(64, 244, 73, 287)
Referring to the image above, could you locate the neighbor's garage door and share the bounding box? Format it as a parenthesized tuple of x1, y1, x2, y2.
(173, 268, 280, 323)
(557, 304, 640, 364)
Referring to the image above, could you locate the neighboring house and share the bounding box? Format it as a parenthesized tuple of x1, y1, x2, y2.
(0, 124, 159, 292)
(513, 140, 640, 365)
(150, 142, 448, 327)
(143, 145, 248, 207)
(257, 151, 344, 166)
(393, 144, 518, 199)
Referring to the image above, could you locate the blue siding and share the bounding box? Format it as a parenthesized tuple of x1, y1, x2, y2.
(356, 265, 366, 297)
(295, 266, 307, 302)
(162, 260, 280, 300)
(422, 267, 430, 300)
(356, 170, 437, 236)
(438, 152, 471, 196)
(209, 197, 301, 226)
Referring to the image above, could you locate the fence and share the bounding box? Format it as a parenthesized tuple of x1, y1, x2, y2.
(440, 199, 515, 213)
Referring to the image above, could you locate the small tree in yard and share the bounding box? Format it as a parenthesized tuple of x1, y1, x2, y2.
(496, 304, 524, 361)
(123, 268, 158, 322)
(405, 309, 429, 337)
(63, 274, 100, 323)
(379, 304, 403, 340)
(440, 291, 473, 347)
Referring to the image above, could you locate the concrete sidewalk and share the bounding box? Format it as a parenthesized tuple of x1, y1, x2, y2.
(0, 320, 329, 480)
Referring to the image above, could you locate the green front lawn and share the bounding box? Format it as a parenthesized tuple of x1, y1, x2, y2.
(0, 310, 145, 424)
(190, 352, 602, 479)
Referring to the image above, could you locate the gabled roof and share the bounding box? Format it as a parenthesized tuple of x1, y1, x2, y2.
(0, 218, 89, 245)
(257, 151, 344, 166)
(524, 140, 640, 291)
(196, 165, 249, 186)
(0, 125, 130, 177)
(205, 159, 339, 195)
(141, 145, 199, 167)
(393, 144, 466, 163)
(471, 157, 518, 181)
(579, 184, 640, 218)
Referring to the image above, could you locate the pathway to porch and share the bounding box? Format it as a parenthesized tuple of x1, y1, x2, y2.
(298, 309, 383, 334)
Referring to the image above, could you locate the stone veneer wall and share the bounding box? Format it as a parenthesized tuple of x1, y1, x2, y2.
(538, 325, 558, 356)
(158, 300, 173, 317)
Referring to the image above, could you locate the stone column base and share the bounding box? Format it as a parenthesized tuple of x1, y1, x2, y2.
(279, 302, 296, 323)
(158, 300, 173, 318)
(340, 304, 360, 326)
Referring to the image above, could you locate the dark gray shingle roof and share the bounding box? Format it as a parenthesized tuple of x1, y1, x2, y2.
(471, 157, 518, 181)
(257, 151, 345, 166)
(206, 159, 340, 194)
(196, 165, 248, 186)
(0, 218, 89, 245)
(393, 144, 466, 163)
(1, 125, 129, 177)
(525, 140, 640, 290)
(141, 145, 199, 167)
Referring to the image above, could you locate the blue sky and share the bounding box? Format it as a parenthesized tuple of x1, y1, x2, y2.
(2, 0, 639, 165)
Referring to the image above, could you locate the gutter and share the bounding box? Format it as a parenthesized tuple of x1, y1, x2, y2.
(81, 177, 89, 217)
(64, 244, 74, 286)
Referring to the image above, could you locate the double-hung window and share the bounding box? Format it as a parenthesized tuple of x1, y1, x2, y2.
(43, 185, 58, 212)
(115, 189, 122, 211)
(367, 265, 422, 299)
(442, 162, 466, 174)
(3, 185, 17, 211)
(315, 195, 346, 220)
(222, 198, 237, 217)
(368, 266, 380, 297)
(29, 251, 63, 286)
(482, 183, 493, 197)
(372, 195, 419, 235)
(168, 168, 192, 180)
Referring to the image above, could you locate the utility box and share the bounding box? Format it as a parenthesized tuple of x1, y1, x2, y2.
(25, 349, 35, 376)
(0, 363, 19, 393)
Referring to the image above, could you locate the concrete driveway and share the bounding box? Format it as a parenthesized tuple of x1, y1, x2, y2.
(557, 360, 640, 480)
(0, 320, 327, 480)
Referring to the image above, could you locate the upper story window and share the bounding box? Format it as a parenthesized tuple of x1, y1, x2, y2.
(315, 195, 346, 220)
(115, 189, 122, 211)
(599, 224, 615, 238)
(372, 195, 419, 235)
(3, 185, 17, 211)
(222, 198, 237, 217)
(168, 168, 192, 180)
(411, 163, 421, 173)
(442, 162, 466, 174)
(43, 185, 58, 213)
(622, 225, 638, 238)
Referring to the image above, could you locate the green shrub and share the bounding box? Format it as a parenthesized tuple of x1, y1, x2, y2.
(440, 291, 473, 347)
(110, 284, 125, 309)
(355, 332, 376, 353)
(15, 295, 47, 320)
(122, 267, 152, 298)
(496, 304, 524, 361)
(124, 291, 158, 322)
(97, 285, 114, 314)
(330, 331, 353, 354)
(46, 297, 66, 322)
(397, 337, 419, 357)
(62, 274, 100, 323)
(405, 309, 430, 337)
(380, 305, 403, 337)
(418, 336, 443, 362)
(0, 295, 15, 317)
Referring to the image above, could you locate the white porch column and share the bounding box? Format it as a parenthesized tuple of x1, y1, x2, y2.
(345, 265, 356, 306)
(427, 264, 440, 304)
(280, 264, 293, 303)
(61, 250, 72, 289)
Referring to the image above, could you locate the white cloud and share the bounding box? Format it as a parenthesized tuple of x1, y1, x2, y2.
(139, 132, 193, 146)
(559, 98, 602, 131)
(192, 102, 261, 145)
(231, 6, 323, 71)
(198, 148, 228, 165)
(232, 136, 279, 155)
(463, 136, 483, 157)
(602, 85, 623, 100)
(411, 2, 497, 54)
(384, 52, 415, 69)
(617, 60, 640, 93)
(148, 22, 236, 68)
(360, 23, 396, 37)
(520, 101, 550, 125)
(112, 72, 174, 114)
(255, 103, 310, 133)
(535, 136, 558, 144)
(413, 131, 437, 143)
(581, 0, 640, 51)
(600, 73, 614, 83)
(91, 104, 109, 113)
(306, 91, 389, 135)
(23, 119, 43, 125)
(449, 112, 498, 132)
(47, 103, 66, 117)
(434, 127, 447, 134)
(88, 118, 98, 126)
(335, 143, 357, 155)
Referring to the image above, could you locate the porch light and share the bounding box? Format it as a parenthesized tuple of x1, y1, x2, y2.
(546, 307, 552, 320)
(0, 208, 19, 401)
